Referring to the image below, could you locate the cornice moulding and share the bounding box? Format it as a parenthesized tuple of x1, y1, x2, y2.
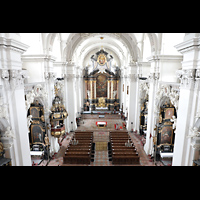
(175, 37, 200, 53)
(0, 36, 29, 52)
(21, 54, 56, 62)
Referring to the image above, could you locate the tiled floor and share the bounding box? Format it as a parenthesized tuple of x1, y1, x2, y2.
(93, 131, 110, 142)
(35, 114, 164, 166)
(90, 151, 112, 166)
(77, 117, 124, 131)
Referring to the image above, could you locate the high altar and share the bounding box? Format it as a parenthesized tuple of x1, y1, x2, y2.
(83, 49, 120, 111)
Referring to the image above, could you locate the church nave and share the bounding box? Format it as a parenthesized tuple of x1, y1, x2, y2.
(35, 115, 162, 166)
(1, 33, 200, 166)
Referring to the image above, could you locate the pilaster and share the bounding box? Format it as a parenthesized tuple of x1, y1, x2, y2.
(144, 56, 160, 155)
(126, 62, 138, 131)
(43, 57, 60, 155)
(0, 36, 31, 165)
(173, 35, 200, 166)
(65, 62, 77, 131)
(172, 72, 196, 165)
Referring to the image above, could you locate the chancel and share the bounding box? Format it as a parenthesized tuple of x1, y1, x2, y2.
(1, 33, 200, 166)
(83, 48, 120, 114)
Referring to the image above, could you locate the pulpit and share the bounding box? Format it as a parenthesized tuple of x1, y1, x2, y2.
(50, 96, 68, 138)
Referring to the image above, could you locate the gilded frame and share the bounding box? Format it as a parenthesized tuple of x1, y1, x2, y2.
(158, 122, 173, 147)
(31, 124, 45, 145)
(30, 107, 40, 118)
(164, 107, 174, 120)
(97, 53, 107, 66)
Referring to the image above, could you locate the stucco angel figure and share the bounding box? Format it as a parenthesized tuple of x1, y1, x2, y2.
(188, 127, 200, 138)
(170, 115, 177, 130)
(3, 126, 15, 139)
(25, 90, 35, 111)
(87, 90, 91, 99)
(27, 115, 33, 129)
(113, 90, 117, 99)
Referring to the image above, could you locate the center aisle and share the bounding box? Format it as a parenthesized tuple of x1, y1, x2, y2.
(44, 114, 160, 166)
(90, 131, 112, 166)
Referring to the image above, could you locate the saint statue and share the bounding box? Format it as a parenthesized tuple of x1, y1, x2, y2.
(0, 141, 4, 153)
(44, 134, 50, 146)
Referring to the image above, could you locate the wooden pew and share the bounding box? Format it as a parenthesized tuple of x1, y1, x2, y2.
(111, 145, 136, 150)
(110, 131, 128, 134)
(110, 135, 130, 138)
(74, 132, 93, 136)
(74, 135, 93, 138)
(72, 136, 92, 139)
(111, 142, 133, 146)
(63, 131, 94, 165)
(112, 148, 137, 152)
(112, 152, 139, 156)
(110, 139, 132, 142)
(109, 130, 140, 165)
(71, 139, 92, 143)
(67, 145, 91, 149)
(63, 155, 91, 164)
(65, 149, 91, 153)
(112, 155, 140, 165)
(65, 152, 90, 156)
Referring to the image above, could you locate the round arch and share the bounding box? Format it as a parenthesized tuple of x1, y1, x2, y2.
(78, 42, 125, 68)
(45, 33, 63, 61)
(63, 33, 139, 64)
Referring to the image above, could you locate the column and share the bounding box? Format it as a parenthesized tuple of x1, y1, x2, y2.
(172, 35, 200, 166)
(85, 80, 88, 99)
(123, 76, 127, 116)
(116, 80, 119, 99)
(66, 62, 77, 131)
(10, 73, 32, 166)
(120, 70, 125, 111)
(144, 57, 159, 155)
(111, 80, 114, 99)
(126, 62, 137, 131)
(44, 57, 60, 155)
(107, 80, 110, 99)
(75, 75, 79, 116)
(78, 74, 83, 113)
(134, 66, 141, 133)
(62, 63, 70, 133)
(94, 80, 96, 99)
(173, 70, 196, 166)
(0, 35, 31, 166)
(90, 80, 93, 99)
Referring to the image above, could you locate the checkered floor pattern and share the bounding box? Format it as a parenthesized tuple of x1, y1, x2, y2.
(35, 116, 164, 166)
(90, 151, 112, 166)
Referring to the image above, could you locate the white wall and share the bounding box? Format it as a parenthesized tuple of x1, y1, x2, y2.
(54, 62, 63, 78)
(142, 34, 152, 62)
(20, 33, 43, 55)
(159, 55, 183, 82)
(22, 60, 45, 83)
(161, 33, 185, 55)
(51, 35, 62, 61)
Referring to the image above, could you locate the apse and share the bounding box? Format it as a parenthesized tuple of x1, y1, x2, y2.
(83, 48, 120, 112)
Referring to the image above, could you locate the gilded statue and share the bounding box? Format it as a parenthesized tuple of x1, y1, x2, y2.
(0, 138, 4, 156)
(54, 85, 59, 96)
(159, 114, 162, 123)
(98, 97, 106, 107)
(44, 134, 50, 146)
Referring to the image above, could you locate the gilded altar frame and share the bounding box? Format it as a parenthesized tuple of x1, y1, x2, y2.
(30, 124, 46, 145)
(157, 121, 174, 147)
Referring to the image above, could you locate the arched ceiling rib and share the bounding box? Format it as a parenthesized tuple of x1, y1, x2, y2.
(78, 43, 123, 67)
(64, 33, 139, 66)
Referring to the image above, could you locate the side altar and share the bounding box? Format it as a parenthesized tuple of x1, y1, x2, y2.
(83, 49, 120, 112)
